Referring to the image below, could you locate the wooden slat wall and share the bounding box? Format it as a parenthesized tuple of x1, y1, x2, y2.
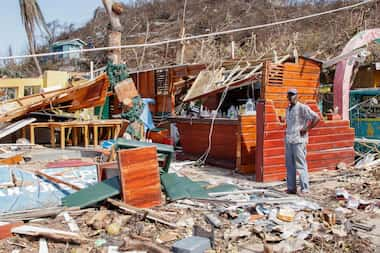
(117, 147, 161, 208)
(261, 58, 320, 115)
(256, 58, 355, 182)
(128, 64, 206, 114)
(236, 115, 256, 174)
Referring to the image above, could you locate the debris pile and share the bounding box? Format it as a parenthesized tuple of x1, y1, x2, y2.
(0, 147, 378, 252)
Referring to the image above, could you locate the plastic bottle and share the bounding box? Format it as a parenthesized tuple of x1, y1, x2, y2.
(245, 98, 256, 115)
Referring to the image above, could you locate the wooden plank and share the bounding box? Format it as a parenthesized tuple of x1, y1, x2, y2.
(281, 64, 321, 73)
(309, 133, 355, 144)
(263, 156, 285, 166)
(308, 140, 354, 152)
(308, 156, 354, 169)
(118, 147, 161, 208)
(307, 149, 354, 160)
(309, 127, 354, 136)
(0, 118, 36, 139)
(263, 139, 285, 148)
(265, 113, 279, 122)
(265, 86, 317, 95)
(36, 170, 82, 191)
(265, 93, 316, 101)
(12, 225, 87, 244)
(282, 71, 320, 81)
(0, 222, 23, 240)
(279, 79, 319, 87)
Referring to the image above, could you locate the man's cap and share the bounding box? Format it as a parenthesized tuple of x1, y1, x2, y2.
(287, 88, 297, 95)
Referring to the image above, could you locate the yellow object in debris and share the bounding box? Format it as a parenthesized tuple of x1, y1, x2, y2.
(277, 208, 295, 222)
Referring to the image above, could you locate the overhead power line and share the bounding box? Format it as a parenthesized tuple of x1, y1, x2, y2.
(0, 0, 375, 61)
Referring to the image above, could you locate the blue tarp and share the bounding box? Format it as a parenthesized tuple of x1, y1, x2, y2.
(140, 98, 156, 131)
(0, 165, 97, 213)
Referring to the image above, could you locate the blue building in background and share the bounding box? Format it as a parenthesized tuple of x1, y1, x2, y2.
(50, 39, 87, 60)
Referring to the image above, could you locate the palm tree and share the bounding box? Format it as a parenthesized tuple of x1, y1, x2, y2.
(19, 0, 51, 76)
(102, 0, 122, 64)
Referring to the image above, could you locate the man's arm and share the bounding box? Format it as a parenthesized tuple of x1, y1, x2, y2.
(300, 106, 320, 136)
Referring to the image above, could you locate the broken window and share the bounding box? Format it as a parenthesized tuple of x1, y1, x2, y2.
(24, 86, 40, 96)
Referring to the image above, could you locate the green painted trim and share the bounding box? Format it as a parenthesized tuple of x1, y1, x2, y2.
(354, 118, 380, 122)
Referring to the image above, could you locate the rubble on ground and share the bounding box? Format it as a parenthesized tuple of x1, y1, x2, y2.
(0, 145, 378, 252)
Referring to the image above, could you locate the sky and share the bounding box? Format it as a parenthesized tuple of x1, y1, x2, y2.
(0, 0, 131, 57)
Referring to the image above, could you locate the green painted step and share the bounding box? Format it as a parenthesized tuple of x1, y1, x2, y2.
(62, 176, 121, 208)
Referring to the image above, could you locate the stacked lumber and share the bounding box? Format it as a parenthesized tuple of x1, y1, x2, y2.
(117, 146, 161, 208)
(256, 58, 355, 182)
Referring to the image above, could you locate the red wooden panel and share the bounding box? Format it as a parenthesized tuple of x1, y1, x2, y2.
(307, 140, 354, 152)
(265, 86, 317, 95)
(177, 121, 238, 163)
(307, 148, 354, 161)
(282, 72, 319, 82)
(265, 113, 280, 122)
(309, 133, 355, 144)
(266, 94, 316, 101)
(264, 131, 285, 139)
(317, 120, 350, 128)
(309, 127, 354, 136)
(280, 79, 319, 87)
(263, 139, 285, 148)
(282, 63, 321, 73)
(265, 122, 286, 131)
(118, 147, 161, 208)
(308, 156, 354, 169)
(264, 147, 285, 157)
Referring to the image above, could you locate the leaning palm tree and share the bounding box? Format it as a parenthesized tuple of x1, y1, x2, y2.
(19, 0, 51, 76)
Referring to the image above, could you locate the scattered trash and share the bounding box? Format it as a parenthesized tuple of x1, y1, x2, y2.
(277, 208, 295, 222)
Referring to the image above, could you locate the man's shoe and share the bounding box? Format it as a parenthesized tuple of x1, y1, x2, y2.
(285, 189, 297, 195)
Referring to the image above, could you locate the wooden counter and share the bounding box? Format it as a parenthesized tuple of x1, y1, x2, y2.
(171, 116, 256, 173)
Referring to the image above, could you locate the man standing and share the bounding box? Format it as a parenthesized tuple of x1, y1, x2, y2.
(285, 88, 320, 194)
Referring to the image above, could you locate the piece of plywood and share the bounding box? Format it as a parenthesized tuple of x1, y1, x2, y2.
(0, 221, 23, 240)
(115, 78, 139, 103)
(117, 147, 161, 208)
(183, 69, 224, 102)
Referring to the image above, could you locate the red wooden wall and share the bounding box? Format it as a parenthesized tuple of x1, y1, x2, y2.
(255, 58, 355, 182)
(175, 118, 239, 168)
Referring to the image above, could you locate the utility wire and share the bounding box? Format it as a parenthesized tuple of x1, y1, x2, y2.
(0, 0, 375, 61)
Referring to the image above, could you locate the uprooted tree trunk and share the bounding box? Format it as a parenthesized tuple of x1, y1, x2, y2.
(102, 0, 123, 64)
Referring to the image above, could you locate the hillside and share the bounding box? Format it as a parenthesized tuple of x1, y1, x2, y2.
(5, 0, 380, 76)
